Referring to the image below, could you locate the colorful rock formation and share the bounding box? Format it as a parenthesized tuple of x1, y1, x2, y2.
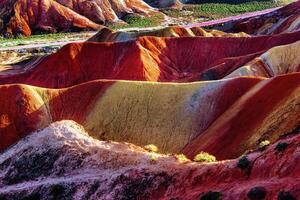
(0, 0, 155, 36)
(0, 1, 300, 199)
(1, 30, 300, 87)
(0, 120, 299, 199)
(56, 0, 156, 24)
(0, 72, 299, 160)
(0, 0, 100, 36)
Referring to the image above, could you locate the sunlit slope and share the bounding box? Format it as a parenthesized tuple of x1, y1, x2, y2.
(1, 73, 299, 160)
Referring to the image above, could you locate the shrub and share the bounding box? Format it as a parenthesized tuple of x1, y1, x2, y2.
(247, 187, 267, 200)
(144, 144, 158, 153)
(275, 142, 289, 152)
(277, 191, 296, 200)
(149, 154, 158, 164)
(258, 140, 270, 150)
(200, 191, 221, 200)
(175, 154, 190, 162)
(237, 155, 250, 169)
(193, 152, 216, 163)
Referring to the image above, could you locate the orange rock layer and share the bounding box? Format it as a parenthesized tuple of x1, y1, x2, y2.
(1, 30, 300, 88)
(0, 72, 299, 161)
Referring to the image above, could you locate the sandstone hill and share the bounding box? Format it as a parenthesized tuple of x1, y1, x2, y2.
(0, 1, 299, 199)
(0, 0, 155, 36)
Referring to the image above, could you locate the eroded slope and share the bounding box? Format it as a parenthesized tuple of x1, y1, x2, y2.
(1, 31, 300, 88)
(0, 121, 299, 199)
(0, 73, 299, 160)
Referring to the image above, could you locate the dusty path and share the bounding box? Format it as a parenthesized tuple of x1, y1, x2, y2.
(0, 40, 86, 51)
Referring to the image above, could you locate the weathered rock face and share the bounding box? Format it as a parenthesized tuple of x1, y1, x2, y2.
(56, 0, 156, 24)
(0, 0, 101, 36)
(1, 11, 300, 160)
(1, 30, 300, 87)
(0, 0, 155, 36)
(0, 121, 299, 200)
(0, 72, 299, 160)
(88, 26, 249, 42)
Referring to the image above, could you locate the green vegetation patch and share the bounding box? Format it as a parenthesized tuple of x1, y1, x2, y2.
(163, 0, 292, 19)
(194, 152, 217, 163)
(108, 13, 165, 30)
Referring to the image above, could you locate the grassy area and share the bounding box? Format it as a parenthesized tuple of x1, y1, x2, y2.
(0, 32, 94, 48)
(163, 0, 292, 19)
(108, 14, 165, 30)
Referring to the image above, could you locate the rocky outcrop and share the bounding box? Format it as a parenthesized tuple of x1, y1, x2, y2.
(88, 26, 249, 42)
(0, 0, 155, 36)
(0, 0, 101, 36)
(0, 120, 299, 199)
(56, 0, 156, 24)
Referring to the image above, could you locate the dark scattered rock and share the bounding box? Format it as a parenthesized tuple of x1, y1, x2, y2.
(277, 191, 296, 200)
(4, 148, 61, 185)
(113, 171, 172, 200)
(20, 193, 41, 200)
(50, 184, 66, 199)
(0, 183, 76, 200)
(0, 157, 12, 171)
(82, 181, 101, 199)
(200, 191, 221, 200)
(0, 194, 7, 200)
(247, 187, 267, 200)
(237, 155, 250, 170)
(275, 142, 289, 152)
(3, 145, 90, 185)
(200, 70, 218, 81)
